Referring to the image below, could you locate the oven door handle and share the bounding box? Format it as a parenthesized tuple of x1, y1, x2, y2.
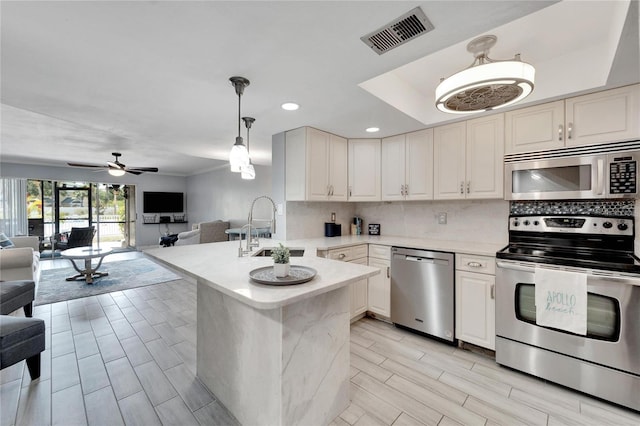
(496, 260, 535, 272)
(496, 261, 577, 274)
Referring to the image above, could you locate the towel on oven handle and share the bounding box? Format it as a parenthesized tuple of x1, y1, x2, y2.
(534, 267, 587, 335)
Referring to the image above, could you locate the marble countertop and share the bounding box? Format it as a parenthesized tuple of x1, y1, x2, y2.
(285, 235, 505, 257)
(144, 234, 503, 310)
(144, 239, 379, 310)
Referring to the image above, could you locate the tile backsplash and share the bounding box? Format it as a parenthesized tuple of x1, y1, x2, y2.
(510, 200, 635, 217)
(285, 199, 509, 245)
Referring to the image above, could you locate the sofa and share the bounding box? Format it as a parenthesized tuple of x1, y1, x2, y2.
(0, 236, 41, 283)
(175, 220, 230, 246)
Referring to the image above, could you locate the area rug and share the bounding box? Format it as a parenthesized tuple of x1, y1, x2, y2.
(35, 257, 181, 305)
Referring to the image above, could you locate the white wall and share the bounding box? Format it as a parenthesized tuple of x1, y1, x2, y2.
(186, 164, 273, 229)
(0, 162, 188, 247)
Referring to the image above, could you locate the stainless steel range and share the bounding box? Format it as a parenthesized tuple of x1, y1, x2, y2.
(496, 214, 640, 411)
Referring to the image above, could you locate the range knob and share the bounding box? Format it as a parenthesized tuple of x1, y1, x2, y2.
(602, 221, 613, 229)
(533, 220, 540, 226)
(523, 220, 530, 226)
(618, 222, 629, 231)
(513, 221, 520, 227)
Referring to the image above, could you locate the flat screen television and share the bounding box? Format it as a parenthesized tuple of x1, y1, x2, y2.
(143, 192, 184, 213)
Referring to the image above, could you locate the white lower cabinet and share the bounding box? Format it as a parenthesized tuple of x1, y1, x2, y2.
(367, 244, 391, 319)
(455, 254, 496, 350)
(323, 244, 368, 320)
(349, 257, 369, 319)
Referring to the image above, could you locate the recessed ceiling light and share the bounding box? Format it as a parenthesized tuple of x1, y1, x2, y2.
(366, 127, 380, 133)
(281, 102, 299, 111)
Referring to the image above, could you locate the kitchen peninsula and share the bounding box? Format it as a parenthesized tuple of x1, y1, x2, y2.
(145, 240, 379, 426)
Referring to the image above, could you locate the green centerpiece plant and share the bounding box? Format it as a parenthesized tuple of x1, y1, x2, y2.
(271, 243, 291, 277)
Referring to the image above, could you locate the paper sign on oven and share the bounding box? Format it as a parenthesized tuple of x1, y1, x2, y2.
(534, 267, 587, 335)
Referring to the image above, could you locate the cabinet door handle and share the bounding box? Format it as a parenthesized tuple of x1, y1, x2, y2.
(460, 181, 464, 194)
(466, 181, 470, 194)
(400, 184, 405, 196)
(330, 185, 334, 196)
(349, 186, 352, 197)
(558, 124, 563, 141)
(491, 284, 495, 299)
(327, 185, 331, 196)
(386, 266, 390, 278)
(338, 253, 346, 259)
(568, 122, 573, 139)
(467, 261, 482, 268)
(405, 184, 409, 195)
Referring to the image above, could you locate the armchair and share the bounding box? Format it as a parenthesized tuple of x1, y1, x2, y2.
(56, 226, 96, 251)
(0, 236, 40, 283)
(175, 220, 229, 246)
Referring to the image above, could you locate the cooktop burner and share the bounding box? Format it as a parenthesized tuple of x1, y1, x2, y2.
(497, 214, 640, 273)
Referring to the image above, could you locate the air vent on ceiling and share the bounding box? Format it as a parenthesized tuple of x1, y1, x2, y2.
(361, 7, 434, 55)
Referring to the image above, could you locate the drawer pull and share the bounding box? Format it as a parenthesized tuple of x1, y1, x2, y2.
(491, 284, 495, 299)
(386, 266, 390, 278)
(338, 253, 346, 259)
(467, 261, 483, 268)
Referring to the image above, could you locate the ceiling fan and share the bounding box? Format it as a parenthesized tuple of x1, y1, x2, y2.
(67, 152, 159, 176)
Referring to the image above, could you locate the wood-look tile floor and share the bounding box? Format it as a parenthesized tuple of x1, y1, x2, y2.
(1, 265, 639, 425)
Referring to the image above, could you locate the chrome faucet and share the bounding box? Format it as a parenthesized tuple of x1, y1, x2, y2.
(238, 195, 277, 256)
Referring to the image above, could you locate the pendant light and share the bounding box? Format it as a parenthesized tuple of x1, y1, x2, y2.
(435, 35, 535, 114)
(241, 117, 256, 180)
(229, 76, 251, 172)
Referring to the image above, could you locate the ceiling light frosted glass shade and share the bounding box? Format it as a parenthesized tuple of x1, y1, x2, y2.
(108, 169, 126, 177)
(229, 137, 250, 173)
(241, 163, 256, 180)
(366, 127, 380, 133)
(281, 102, 299, 111)
(435, 60, 535, 114)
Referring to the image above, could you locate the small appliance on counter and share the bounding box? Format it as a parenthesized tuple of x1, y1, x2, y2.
(324, 212, 341, 237)
(324, 222, 341, 237)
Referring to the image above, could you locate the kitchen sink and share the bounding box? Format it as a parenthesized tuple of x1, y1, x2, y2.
(252, 247, 305, 257)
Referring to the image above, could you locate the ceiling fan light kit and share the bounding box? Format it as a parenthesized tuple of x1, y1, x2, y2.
(435, 35, 535, 114)
(108, 168, 126, 177)
(229, 76, 251, 173)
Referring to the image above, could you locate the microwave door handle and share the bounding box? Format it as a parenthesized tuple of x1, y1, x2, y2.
(596, 159, 605, 195)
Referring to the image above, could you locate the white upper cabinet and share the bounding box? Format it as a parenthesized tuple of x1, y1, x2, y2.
(286, 127, 348, 201)
(466, 114, 505, 199)
(381, 129, 434, 201)
(505, 101, 565, 154)
(348, 139, 381, 201)
(433, 122, 467, 200)
(506, 84, 639, 154)
(434, 115, 504, 200)
(565, 85, 640, 147)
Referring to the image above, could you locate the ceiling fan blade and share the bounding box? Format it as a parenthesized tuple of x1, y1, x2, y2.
(127, 167, 158, 173)
(125, 170, 143, 175)
(107, 161, 125, 170)
(67, 162, 107, 169)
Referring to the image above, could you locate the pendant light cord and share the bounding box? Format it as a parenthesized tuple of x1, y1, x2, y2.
(237, 91, 242, 140)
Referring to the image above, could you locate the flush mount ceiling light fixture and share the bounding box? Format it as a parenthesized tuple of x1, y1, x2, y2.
(435, 35, 535, 114)
(241, 116, 256, 180)
(229, 76, 251, 172)
(366, 127, 380, 133)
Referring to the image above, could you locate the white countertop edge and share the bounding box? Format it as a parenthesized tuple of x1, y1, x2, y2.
(144, 243, 379, 310)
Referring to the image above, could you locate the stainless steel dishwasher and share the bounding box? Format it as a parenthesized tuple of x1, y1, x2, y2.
(390, 247, 455, 343)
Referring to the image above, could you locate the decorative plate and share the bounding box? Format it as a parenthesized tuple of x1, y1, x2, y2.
(249, 265, 317, 286)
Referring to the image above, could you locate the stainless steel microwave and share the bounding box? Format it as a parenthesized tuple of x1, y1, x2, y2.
(505, 149, 639, 200)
